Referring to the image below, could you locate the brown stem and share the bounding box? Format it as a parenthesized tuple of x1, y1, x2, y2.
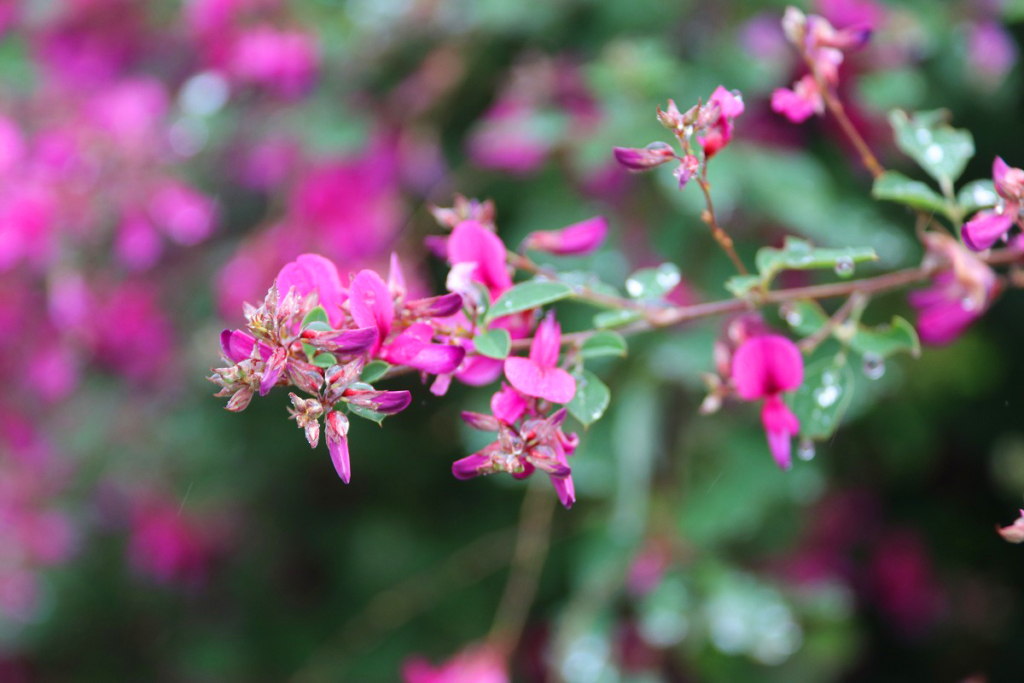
(487, 478, 557, 658)
(696, 170, 749, 275)
(802, 54, 885, 179)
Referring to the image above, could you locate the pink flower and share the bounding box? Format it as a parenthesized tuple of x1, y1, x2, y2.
(467, 101, 554, 175)
(229, 25, 320, 98)
(447, 220, 513, 301)
(698, 86, 745, 158)
(402, 644, 509, 683)
(349, 269, 394, 354)
(771, 74, 825, 123)
(453, 405, 579, 508)
(276, 253, 348, 327)
(504, 313, 576, 404)
(962, 157, 1024, 251)
(998, 509, 1024, 544)
(148, 182, 217, 246)
(910, 233, 998, 345)
(128, 497, 213, 587)
(521, 216, 608, 256)
(966, 21, 1018, 86)
(731, 334, 804, 469)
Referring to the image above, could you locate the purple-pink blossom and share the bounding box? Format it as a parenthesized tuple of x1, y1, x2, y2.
(731, 334, 805, 470)
(504, 313, 576, 405)
(402, 644, 509, 683)
(962, 157, 1024, 251)
(521, 215, 608, 256)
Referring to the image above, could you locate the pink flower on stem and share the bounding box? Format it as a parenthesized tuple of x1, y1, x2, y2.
(698, 86, 745, 158)
(771, 74, 825, 123)
(447, 220, 513, 302)
(325, 410, 352, 483)
(909, 233, 998, 345)
(731, 334, 804, 470)
(521, 215, 608, 256)
(612, 142, 677, 171)
(962, 157, 1024, 251)
(402, 644, 509, 683)
(276, 253, 348, 326)
(504, 313, 576, 404)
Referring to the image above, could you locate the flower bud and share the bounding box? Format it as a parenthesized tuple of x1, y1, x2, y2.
(613, 142, 677, 171)
(673, 155, 700, 189)
(782, 6, 807, 46)
(521, 216, 608, 256)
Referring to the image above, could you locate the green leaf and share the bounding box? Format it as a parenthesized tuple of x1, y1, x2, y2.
(789, 357, 855, 441)
(567, 370, 611, 427)
(486, 281, 574, 323)
(593, 309, 642, 329)
(301, 306, 330, 330)
(848, 316, 921, 359)
(755, 237, 877, 283)
(360, 360, 391, 383)
(872, 171, 949, 214)
(473, 328, 512, 359)
(956, 179, 998, 215)
(625, 263, 681, 300)
(301, 341, 316, 362)
(348, 405, 386, 425)
(889, 109, 975, 186)
(580, 331, 628, 359)
(724, 275, 763, 297)
(782, 300, 830, 336)
(312, 352, 337, 368)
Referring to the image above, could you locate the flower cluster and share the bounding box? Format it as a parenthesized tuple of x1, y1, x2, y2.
(211, 253, 463, 482)
(613, 85, 744, 187)
(772, 6, 872, 123)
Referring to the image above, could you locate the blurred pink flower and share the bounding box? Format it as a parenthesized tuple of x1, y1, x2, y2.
(522, 215, 608, 256)
(403, 644, 509, 683)
(966, 21, 1018, 86)
(128, 497, 213, 587)
(772, 74, 824, 123)
(229, 25, 319, 98)
(962, 157, 1024, 251)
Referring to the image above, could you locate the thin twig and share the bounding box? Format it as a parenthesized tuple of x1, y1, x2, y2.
(803, 53, 886, 179)
(487, 478, 557, 658)
(696, 169, 749, 274)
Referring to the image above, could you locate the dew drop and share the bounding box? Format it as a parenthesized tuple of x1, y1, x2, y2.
(797, 439, 816, 461)
(915, 128, 932, 145)
(834, 257, 854, 278)
(925, 144, 944, 164)
(783, 306, 803, 327)
(961, 296, 978, 312)
(996, 201, 1006, 216)
(814, 385, 840, 408)
(862, 353, 885, 380)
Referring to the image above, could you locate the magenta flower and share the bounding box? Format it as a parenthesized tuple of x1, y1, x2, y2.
(453, 405, 579, 508)
(521, 215, 608, 256)
(962, 157, 1024, 251)
(771, 74, 824, 123)
(731, 334, 804, 470)
(910, 233, 998, 345)
(699, 86, 745, 158)
(349, 269, 394, 354)
(402, 644, 509, 683)
(276, 253, 348, 326)
(229, 25, 320, 98)
(382, 323, 466, 375)
(447, 220, 513, 301)
(504, 313, 576, 404)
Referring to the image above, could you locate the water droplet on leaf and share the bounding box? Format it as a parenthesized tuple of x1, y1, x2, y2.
(797, 439, 816, 461)
(834, 257, 854, 278)
(862, 353, 885, 380)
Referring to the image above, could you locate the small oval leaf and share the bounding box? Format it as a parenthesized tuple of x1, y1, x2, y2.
(473, 328, 512, 359)
(567, 370, 611, 427)
(486, 281, 574, 323)
(580, 331, 628, 359)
